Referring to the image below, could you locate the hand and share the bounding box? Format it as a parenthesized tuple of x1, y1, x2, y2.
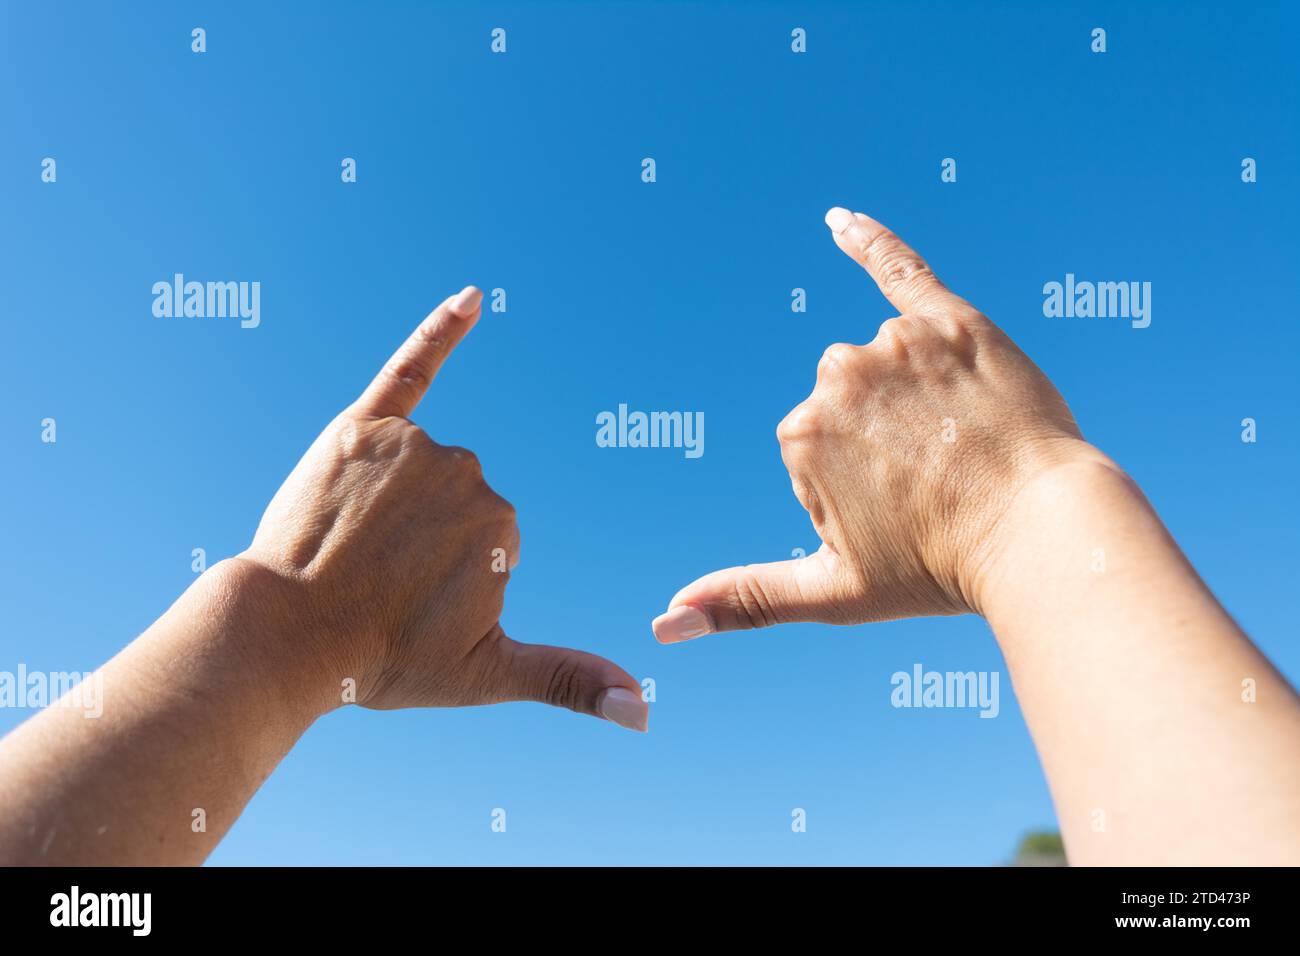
(241, 286, 648, 730)
(653, 209, 1116, 642)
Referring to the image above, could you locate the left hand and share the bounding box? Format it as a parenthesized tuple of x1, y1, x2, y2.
(240, 287, 648, 731)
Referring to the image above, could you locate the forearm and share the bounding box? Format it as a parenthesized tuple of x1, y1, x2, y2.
(977, 460, 1300, 865)
(0, 559, 331, 865)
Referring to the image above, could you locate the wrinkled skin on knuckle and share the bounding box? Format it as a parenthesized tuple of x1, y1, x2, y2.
(392, 417, 434, 450)
(730, 568, 783, 629)
(915, 310, 986, 369)
(874, 316, 975, 376)
(892, 266, 937, 306)
(334, 415, 378, 461)
(874, 243, 929, 296)
(382, 354, 430, 394)
(775, 408, 797, 446)
(942, 321, 980, 369)
(777, 400, 826, 446)
(816, 342, 858, 380)
(335, 414, 422, 466)
(870, 315, 918, 357)
(444, 444, 482, 473)
(541, 658, 585, 711)
(414, 318, 450, 352)
(417, 444, 489, 510)
(856, 227, 902, 271)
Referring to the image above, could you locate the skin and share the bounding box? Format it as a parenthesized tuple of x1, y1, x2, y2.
(2, 218, 1296, 867)
(653, 208, 1300, 866)
(0, 285, 647, 866)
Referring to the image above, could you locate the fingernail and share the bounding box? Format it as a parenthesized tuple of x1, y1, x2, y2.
(652, 605, 712, 644)
(824, 207, 855, 234)
(597, 687, 648, 732)
(449, 285, 482, 315)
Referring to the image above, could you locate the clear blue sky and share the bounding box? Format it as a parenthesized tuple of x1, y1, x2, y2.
(2, 1, 1296, 865)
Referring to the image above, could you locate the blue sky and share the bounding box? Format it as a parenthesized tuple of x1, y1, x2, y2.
(2, 0, 1296, 865)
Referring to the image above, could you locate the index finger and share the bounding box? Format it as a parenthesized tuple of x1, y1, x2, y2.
(352, 285, 483, 418)
(823, 208, 971, 317)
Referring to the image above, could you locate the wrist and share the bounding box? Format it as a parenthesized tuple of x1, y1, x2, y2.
(956, 440, 1131, 619)
(199, 556, 354, 724)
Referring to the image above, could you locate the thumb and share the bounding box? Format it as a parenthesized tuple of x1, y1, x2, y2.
(486, 633, 649, 732)
(652, 549, 841, 644)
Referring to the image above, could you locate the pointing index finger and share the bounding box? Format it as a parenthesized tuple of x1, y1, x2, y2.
(352, 285, 483, 418)
(824, 208, 970, 317)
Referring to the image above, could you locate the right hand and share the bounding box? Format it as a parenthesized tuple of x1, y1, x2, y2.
(240, 286, 648, 730)
(652, 209, 1116, 643)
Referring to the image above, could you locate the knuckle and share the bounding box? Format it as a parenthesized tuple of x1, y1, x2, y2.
(335, 418, 367, 458)
(776, 402, 823, 444)
(877, 248, 932, 296)
(488, 491, 517, 524)
(337, 415, 405, 460)
(855, 223, 895, 265)
(394, 417, 431, 445)
(874, 315, 912, 347)
(543, 661, 584, 711)
(817, 342, 857, 377)
(414, 319, 450, 350)
(872, 314, 939, 357)
(933, 315, 978, 362)
(908, 310, 985, 364)
(927, 312, 964, 338)
(383, 354, 429, 391)
(732, 571, 780, 629)
(445, 445, 482, 472)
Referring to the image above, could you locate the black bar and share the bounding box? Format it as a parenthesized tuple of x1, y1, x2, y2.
(0, 866, 1282, 942)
